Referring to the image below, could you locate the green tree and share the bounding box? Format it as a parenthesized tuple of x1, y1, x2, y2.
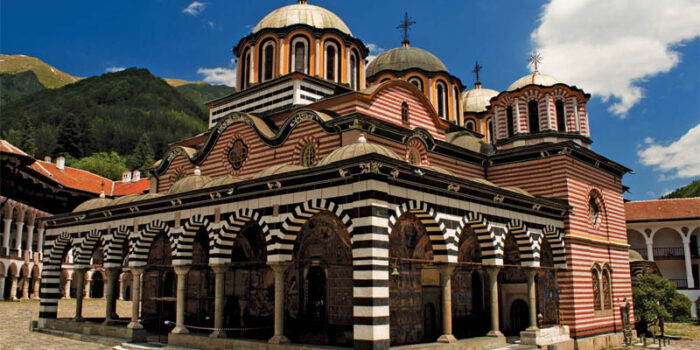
(127, 133, 155, 172)
(633, 272, 691, 333)
(57, 113, 85, 158)
(17, 114, 37, 156)
(70, 152, 127, 180)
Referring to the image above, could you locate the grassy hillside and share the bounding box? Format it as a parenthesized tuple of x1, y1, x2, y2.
(661, 179, 700, 199)
(1, 68, 207, 159)
(0, 54, 81, 88)
(176, 82, 235, 111)
(0, 71, 45, 107)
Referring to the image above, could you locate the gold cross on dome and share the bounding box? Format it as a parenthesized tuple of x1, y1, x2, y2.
(396, 12, 416, 46)
(529, 50, 543, 72)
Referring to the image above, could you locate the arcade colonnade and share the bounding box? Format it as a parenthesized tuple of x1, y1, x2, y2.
(39, 184, 566, 350)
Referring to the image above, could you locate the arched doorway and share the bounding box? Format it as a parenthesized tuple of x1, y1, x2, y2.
(510, 299, 529, 334)
(452, 226, 488, 338)
(186, 229, 214, 332)
(286, 211, 353, 346)
(225, 221, 273, 340)
(141, 233, 176, 335)
(389, 212, 437, 346)
(499, 232, 527, 335)
(90, 272, 104, 298)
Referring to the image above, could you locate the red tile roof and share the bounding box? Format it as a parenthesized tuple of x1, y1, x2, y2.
(1, 139, 149, 197)
(625, 198, 700, 222)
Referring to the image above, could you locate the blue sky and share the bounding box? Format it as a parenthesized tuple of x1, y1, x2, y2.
(2, 0, 698, 200)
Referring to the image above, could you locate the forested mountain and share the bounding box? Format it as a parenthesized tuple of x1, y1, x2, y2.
(0, 71, 45, 106)
(1, 68, 207, 160)
(176, 83, 236, 113)
(661, 180, 700, 199)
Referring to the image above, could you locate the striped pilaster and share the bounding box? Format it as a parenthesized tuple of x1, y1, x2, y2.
(458, 212, 504, 265)
(39, 232, 72, 319)
(388, 200, 454, 263)
(351, 206, 390, 350)
(507, 219, 539, 266)
(172, 214, 209, 266)
(543, 225, 566, 268)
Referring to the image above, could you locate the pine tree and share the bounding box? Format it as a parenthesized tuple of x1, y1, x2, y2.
(131, 133, 155, 172)
(56, 113, 84, 158)
(18, 114, 37, 156)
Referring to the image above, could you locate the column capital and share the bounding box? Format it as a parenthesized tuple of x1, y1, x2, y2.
(486, 266, 501, 278)
(210, 264, 228, 274)
(173, 265, 191, 275)
(130, 267, 145, 276)
(268, 262, 290, 273)
(525, 268, 538, 279)
(438, 264, 455, 276)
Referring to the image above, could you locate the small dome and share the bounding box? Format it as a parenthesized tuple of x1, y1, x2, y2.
(73, 197, 113, 212)
(629, 249, 645, 262)
(421, 165, 454, 176)
(317, 134, 401, 166)
(167, 168, 212, 195)
(253, 2, 352, 36)
(254, 164, 305, 179)
(462, 84, 499, 113)
(446, 132, 492, 154)
(507, 71, 560, 91)
(469, 178, 498, 187)
(112, 194, 140, 206)
(203, 175, 246, 188)
(366, 47, 448, 77)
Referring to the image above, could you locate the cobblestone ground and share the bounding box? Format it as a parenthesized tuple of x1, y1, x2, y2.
(0, 298, 132, 350)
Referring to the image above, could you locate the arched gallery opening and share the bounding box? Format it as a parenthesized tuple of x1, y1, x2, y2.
(141, 232, 176, 334)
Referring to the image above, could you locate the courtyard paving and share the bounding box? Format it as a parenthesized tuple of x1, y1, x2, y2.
(0, 298, 131, 350)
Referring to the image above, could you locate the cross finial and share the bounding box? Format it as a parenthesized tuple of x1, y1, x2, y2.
(472, 60, 483, 87)
(529, 50, 542, 72)
(396, 12, 416, 47)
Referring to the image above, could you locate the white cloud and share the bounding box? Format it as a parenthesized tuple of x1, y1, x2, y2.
(366, 43, 386, 64)
(532, 0, 700, 117)
(638, 123, 700, 179)
(105, 66, 125, 73)
(182, 1, 206, 16)
(197, 67, 236, 87)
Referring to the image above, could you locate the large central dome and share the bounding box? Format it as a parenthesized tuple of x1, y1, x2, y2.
(366, 47, 448, 77)
(253, 2, 352, 36)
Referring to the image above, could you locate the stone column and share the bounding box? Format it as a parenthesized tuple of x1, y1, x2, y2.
(37, 228, 45, 260)
(20, 276, 30, 300)
(104, 268, 119, 324)
(268, 263, 290, 344)
(31, 278, 41, 299)
(210, 264, 227, 338)
(84, 276, 92, 299)
(63, 276, 72, 299)
(2, 218, 11, 256)
(119, 274, 126, 300)
(683, 237, 695, 288)
(171, 266, 190, 334)
(0, 276, 5, 300)
(487, 267, 502, 337)
(26, 225, 35, 255)
(74, 268, 87, 321)
(128, 267, 144, 329)
(438, 266, 457, 343)
(646, 238, 654, 262)
(691, 300, 698, 320)
(9, 276, 18, 301)
(526, 269, 538, 330)
(14, 221, 24, 255)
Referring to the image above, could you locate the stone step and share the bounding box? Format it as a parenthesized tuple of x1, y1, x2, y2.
(113, 343, 164, 350)
(36, 327, 124, 347)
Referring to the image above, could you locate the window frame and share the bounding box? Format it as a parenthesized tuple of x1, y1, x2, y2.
(506, 105, 515, 137)
(260, 40, 276, 82)
(436, 80, 447, 119)
(324, 40, 340, 82)
(465, 119, 476, 131)
(299, 141, 317, 167)
(528, 100, 540, 133)
(555, 99, 566, 132)
(290, 36, 309, 74)
(408, 77, 423, 92)
(349, 50, 359, 90)
(401, 101, 410, 124)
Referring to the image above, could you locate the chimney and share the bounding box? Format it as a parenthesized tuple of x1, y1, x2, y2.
(56, 156, 65, 170)
(122, 171, 131, 183)
(132, 170, 141, 182)
(44, 156, 52, 163)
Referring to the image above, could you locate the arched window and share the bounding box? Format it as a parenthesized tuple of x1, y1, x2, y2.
(260, 41, 276, 82)
(486, 118, 494, 143)
(408, 77, 423, 92)
(291, 37, 308, 74)
(349, 51, 359, 89)
(436, 81, 447, 119)
(401, 101, 409, 123)
(300, 141, 317, 167)
(528, 100, 540, 133)
(240, 48, 250, 90)
(592, 268, 602, 311)
(602, 268, 612, 310)
(555, 100, 566, 132)
(465, 119, 475, 131)
(506, 106, 515, 137)
(324, 41, 339, 82)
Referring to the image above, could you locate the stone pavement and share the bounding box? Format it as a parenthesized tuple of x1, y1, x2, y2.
(0, 298, 132, 350)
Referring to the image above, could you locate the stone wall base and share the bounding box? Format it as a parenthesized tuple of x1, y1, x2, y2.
(573, 332, 624, 350)
(36, 318, 147, 343)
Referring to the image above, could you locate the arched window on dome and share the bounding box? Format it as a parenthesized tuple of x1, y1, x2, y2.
(528, 100, 540, 133)
(291, 37, 309, 74)
(506, 105, 515, 138)
(436, 81, 447, 119)
(555, 100, 566, 132)
(260, 40, 276, 82)
(465, 119, 476, 131)
(240, 48, 251, 90)
(486, 117, 494, 143)
(408, 77, 423, 92)
(401, 101, 409, 124)
(324, 41, 339, 83)
(349, 51, 359, 90)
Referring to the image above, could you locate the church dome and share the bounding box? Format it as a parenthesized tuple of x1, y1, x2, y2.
(253, 1, 352, 36)
(317, 134, 401, 166)
(254, 164, 305, 179)
(507, 71, 560, 91)
(366, 47, 448, 77)
(167, 168, 212, 195)
(203, 175, 246, 188)
(462, 84, 499, 113)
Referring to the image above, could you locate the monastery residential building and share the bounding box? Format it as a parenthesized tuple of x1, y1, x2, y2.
(36, 2, 635, 350)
